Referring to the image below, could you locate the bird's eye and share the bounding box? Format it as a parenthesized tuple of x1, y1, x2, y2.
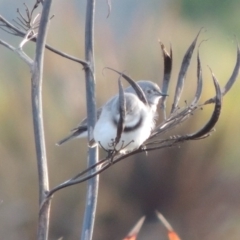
(147, 90, 151, 94)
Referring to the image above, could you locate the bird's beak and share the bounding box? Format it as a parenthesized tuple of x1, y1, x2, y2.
(157, 90, 168, 97)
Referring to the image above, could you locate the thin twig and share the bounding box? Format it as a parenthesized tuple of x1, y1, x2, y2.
(0, 14, 88, 67)
(0, 38, 33, 67)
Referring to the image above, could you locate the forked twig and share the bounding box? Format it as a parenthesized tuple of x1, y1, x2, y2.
(0, 13, 88, 67)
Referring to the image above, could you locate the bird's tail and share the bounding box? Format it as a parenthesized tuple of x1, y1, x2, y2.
(56, 127, 87, 146)
(56, 133, 76, 146)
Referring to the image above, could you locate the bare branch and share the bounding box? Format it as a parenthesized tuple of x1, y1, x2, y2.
(0, 38, 33, 67)
(0, 3, 52, 238)
(0, 14, 88, 67)
(47, 159, 109, 197)
(16, 2, 41, 31)
(19, 30, 37, 49)
(32, 0, 53, 239)
(0, 26, 17, 35)
(31, 0, 42, 17)
(0, 38, 15, 51)
(15, 17, 28, 29)
(81, 1, 99, 240)
(17, 9, 28, 24)
(45, 45, 89, 66)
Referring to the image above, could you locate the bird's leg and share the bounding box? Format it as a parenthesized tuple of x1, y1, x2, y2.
(121, 140, 134, 151)
(139, 144, 148, 156)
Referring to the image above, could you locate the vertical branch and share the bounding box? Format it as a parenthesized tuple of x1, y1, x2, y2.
(32, 0, 53, 240)
(81, 0, 99, 240)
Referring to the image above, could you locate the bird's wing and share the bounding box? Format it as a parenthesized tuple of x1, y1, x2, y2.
(71, 107, 103, 131)
(56, 126, 88, 146)
(56, 107, 103, 146)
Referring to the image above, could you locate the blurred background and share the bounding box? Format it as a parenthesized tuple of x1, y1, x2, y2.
(0, 0, 240, 239)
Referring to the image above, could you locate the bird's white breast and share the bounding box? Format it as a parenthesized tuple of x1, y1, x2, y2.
(93, 98, 154, 153)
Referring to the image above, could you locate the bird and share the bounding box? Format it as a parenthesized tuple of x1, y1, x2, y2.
(56, 80, 166, 153)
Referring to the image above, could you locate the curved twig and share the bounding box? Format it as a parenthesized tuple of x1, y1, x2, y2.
(191, 48, 203, 105)
(171, 29, 202, 113)
(105, 67, 148, 105)
(221, 43, 240, 95)
(159, 41, 172, 119)
(205, 43, 240, 104)
(180, 67, 222, 140)
(115, 77, 126, 145)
